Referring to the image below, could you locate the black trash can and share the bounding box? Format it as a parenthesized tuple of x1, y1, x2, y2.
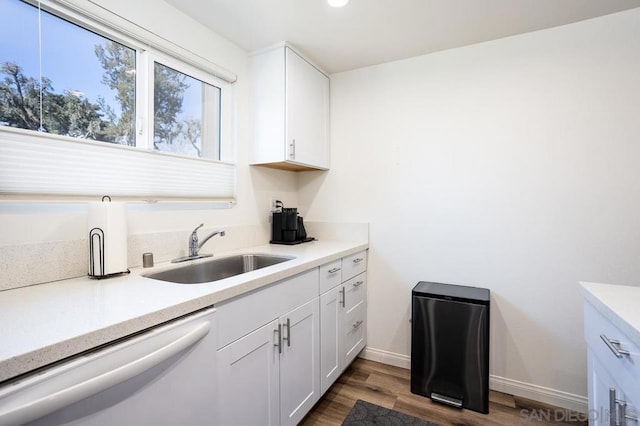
(411, 281, 490, 414)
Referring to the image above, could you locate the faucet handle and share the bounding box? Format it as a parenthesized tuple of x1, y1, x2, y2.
(192, 223, 204, 234)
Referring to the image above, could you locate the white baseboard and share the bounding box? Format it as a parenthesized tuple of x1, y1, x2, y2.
(359, 347, 588, 414)
(489, 375, 588, 414)
(361, 347, 411, 369)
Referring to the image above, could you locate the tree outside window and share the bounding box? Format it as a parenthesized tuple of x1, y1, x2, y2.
(0, 0, 221, 159)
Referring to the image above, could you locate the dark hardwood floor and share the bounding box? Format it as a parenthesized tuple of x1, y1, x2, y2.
(301, 358, 587, 426)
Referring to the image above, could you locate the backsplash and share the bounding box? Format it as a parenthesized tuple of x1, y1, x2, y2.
(0, 222, 369, 292)
(0, 240, 86, 291)
(0, 224, 270, 292)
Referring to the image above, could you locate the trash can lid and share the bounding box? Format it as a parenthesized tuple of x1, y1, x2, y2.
(413, 281, 490, 304)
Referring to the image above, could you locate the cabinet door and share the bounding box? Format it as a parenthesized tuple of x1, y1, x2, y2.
(588, 349, 616, 426)
(280, 298, 320, 426)
(216, 319, 280, 426)
(320, 286, 342, 394)
(343, 274, 366, 368)
(285, 47, 329, 169)
(343, 300, 366, 367)
(590, 349, 640, 426)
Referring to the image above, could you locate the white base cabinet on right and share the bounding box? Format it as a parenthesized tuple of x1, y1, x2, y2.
(319, 251, 367, 394)
(583, 300, 639, 426)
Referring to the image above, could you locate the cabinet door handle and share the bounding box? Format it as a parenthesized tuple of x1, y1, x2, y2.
(352, 258, 364, 264)
(328, 267, 341, 274)
(282, 318, 291, 347)
(610, 388, 617, 426)
(352, 320, 363, 329)
(275, 324, 282, 354)
(340, 287, 346, 308)
(610, 388, 638, 426)
(289, 139, 296, 159)
(353, 280, 364, 288)
(617, 398, 638, 425)
(601, 334, 631, 358)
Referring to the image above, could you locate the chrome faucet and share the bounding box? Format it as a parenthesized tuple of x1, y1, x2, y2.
(172, 224, 226, 263)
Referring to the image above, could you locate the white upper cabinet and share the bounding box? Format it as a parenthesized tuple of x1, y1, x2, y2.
(250, 44, 330, 171)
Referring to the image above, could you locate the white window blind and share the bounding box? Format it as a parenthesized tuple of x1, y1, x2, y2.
(0, 0, 237, 201)
(0, 129, 235, 200)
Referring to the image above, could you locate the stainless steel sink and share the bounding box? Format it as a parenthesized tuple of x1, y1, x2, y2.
(144, 254, 295, 284)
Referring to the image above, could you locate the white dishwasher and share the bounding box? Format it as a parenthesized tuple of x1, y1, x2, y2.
(0, 307, 217, 426)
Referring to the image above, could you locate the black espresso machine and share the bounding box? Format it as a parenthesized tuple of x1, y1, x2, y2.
(270, 201, 314, 245)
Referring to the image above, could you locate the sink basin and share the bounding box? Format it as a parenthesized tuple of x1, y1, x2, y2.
(144, 254, 295, 284)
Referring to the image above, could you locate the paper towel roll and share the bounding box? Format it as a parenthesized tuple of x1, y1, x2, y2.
(88, 201, 128, 276)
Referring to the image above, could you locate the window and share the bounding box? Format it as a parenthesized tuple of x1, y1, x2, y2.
(152, 60, 221, 159)
(0, 0, 235, 200)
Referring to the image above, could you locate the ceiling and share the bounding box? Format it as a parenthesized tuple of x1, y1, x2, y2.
(165, 0, 640, 74)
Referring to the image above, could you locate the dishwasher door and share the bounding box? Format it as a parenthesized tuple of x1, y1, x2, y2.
(0, 307, 217, 426)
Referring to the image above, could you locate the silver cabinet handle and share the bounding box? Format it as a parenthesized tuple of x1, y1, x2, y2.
(275, 324, 282, 354)
(352, 258, 364, 264)
(610, 388, 638, 425)
(618, 399, 639, 425)
(601, 334, 631, 358)
(340, 287, 346, 308)
(328, 267, 341, 274)
(610, 388, 617, 426)
(352, 320, 363, 329)
(353, 280, 364, 288)
(282, 318, 291, 347)
(289, 139, 296, 159)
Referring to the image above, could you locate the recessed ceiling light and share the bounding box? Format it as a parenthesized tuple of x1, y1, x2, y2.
(328, 0, 349, 7)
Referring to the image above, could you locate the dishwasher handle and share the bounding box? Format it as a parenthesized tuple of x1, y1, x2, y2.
(0, 320, 210, 426)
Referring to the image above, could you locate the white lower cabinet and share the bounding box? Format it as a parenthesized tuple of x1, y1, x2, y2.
(215, 269, 320, 426)
(216, 251, 368, 425)
(280, 299, 320, 425)
(319, 253, 367, 395)
(320, 285, 342, 393)
(583, 300, 639, 426)
(217, 319, 280, 426)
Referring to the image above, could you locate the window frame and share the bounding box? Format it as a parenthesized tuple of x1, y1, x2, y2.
(146, 51, 228, 161)
(0, 0, 237, 201)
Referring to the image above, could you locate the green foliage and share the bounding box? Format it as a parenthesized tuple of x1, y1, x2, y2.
(94, 41, 136, 145)
(0, 61, 109, 139)
(0, 62, 43, 130)
(1, 41, 198, 153)
(153, 63, 189, 148)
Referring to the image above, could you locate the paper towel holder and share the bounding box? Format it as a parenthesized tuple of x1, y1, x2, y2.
(88, 227, 130, 279)
(88, 195, 131, 279)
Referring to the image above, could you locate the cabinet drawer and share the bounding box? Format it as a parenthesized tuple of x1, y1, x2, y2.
(216, 268, 319, 349)
(584, 301, 640, 399)
(344, 272, 366, 311)
(342, 251, 367, 281)
(319, 260, 342, 294)
(344, 301, 366, 366)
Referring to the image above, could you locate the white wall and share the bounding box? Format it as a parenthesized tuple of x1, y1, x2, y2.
(0, 0, 297, 248)
(299, 8, 640, 408)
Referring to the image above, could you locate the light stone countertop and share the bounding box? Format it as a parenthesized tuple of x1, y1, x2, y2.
(579, 281, 640, 348)
(0, 239, 368, 384)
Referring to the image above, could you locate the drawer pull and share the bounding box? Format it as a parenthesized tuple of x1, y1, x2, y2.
(275, 324, 282, 354)
(611, 388, 638, 425)
(352, 258, 364, 264)
(352, 320, 363, 329)
(353, 281, 364, 288)
(282, 318, 291, 347)
(600, 334, 631, 358)
(328, 267, 341, 274)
